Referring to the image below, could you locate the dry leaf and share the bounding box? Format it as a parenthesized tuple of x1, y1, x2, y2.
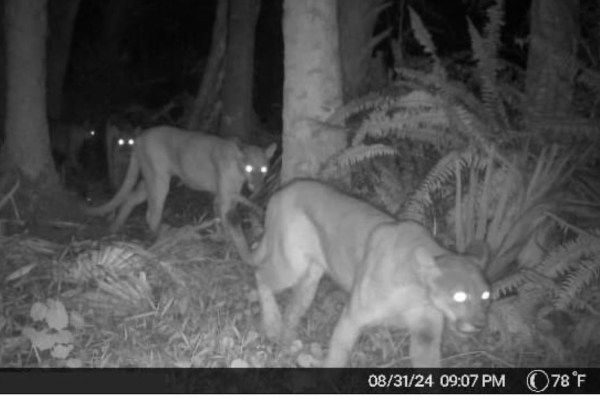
(22, 327, 54, 351)
(289, 339, 303, 353)
(296, 353, 319, 368)
(230, 358, 249, 368)
(5, 263, 37, 283)
(30, 302, 48, 322)
(220, 336, 235, 350)
(66, 358, 83, 368)
(69, 311, 85, 329)
(51, 343, 73, 359)
(45, 300, 69, 330)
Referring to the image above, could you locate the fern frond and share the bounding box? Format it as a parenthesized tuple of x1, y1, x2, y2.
(483, 0, 505, 54)
(402, 149, 484, 222)
(330, 144, 396, 171)
(491, 270, 527, 298)
(408, 7, 437, 61)
(530, 117, 600, 142)
(468, 19, 499, 119)
(467, 0, 510, 129)
(408, 7, 446, 81)
(329, 89, 397, 125)
(446, 104, 495, 149)
(555, 259, 600, 310)
(487, 147, 576, 278)
(475, 153, 494, 240)
(353, 101, 454, 149)
(395, 67, 445, 90)
(537, 232, 600, 277)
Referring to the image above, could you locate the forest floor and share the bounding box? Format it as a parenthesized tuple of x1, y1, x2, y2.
(0, 184, 573, 368)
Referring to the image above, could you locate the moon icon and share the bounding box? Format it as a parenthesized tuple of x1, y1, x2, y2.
(526, 370, 549, 393)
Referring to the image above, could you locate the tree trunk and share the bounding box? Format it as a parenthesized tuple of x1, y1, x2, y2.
(281, 0, 345, 182)
(338, 0, 387, 101)
(3, 0, 57, 185)
(96, 0, 138, 115)
(525, 0, 580, 119)
(219, 0, 261, 139)
(187, 0, 228, 131)
(47, 0, 81, 121)
(0, 3, 5, 143)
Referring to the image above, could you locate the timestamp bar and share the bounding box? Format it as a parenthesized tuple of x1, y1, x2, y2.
(0, 368, 598, 394)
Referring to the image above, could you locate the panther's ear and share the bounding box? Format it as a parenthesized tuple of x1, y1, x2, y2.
(415, 246, 442, 283)
(464, 240, 490, 269)
(265, 143, 277, 159)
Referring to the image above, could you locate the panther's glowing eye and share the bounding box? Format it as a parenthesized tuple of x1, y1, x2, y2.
(260, 166, 268, 174)
(481, 291, 490, 300)
(453, 291, 468, 303)
(128, 138, 135, 146)
(245, 165, 253, 173)
(118, 138, 125, 146)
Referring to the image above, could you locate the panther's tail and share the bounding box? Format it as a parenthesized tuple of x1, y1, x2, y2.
(85, 151, 140, 216)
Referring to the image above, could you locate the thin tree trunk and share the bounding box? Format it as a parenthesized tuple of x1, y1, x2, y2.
(0, 3, 5, 143)
(220, 0, 261, 139)
(47, 0, 81, 121)
(525, 0, 580, 119)
(281, 0, 345, 182)
(3, 0, 57, 184)
(96, 0, 138, 115)
(187, 0, 228, 131)
(338, 0, 388, 101)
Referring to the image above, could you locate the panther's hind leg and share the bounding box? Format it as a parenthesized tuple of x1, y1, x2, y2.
(111, 181, 147, 232)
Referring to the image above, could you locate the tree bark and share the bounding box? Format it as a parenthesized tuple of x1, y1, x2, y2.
(0, 3, 5, 143)
(525, 0, 580, 119)
(47, 0, 81, 121)
(187, 0, 228, 131)
(281, 0, 345, 182)
(3, 0, 57, 184)
(219, 0, 261, 139)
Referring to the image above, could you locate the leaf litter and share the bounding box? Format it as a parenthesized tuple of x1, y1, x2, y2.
(1, 214, 514, 368)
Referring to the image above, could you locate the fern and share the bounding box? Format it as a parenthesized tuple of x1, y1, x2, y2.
(402, 149, 485, 223)
(530, 117, 600, 142)
(329, 88, 403, 125)
(482, 0, 505, 54)
(556, 259, 600, 310)
(352, 92, 453, 147)
(408, 7, 446, 81)
(491, 270, 527, 298)
(537, 231, 600, 278)
(323, 144, 396, 174)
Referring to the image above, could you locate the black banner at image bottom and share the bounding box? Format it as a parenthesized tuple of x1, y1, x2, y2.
(0, 368, 598, 394)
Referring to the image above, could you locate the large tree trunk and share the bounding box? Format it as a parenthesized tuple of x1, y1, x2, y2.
(525, 0, 580, 119)
(338, 0, 388, 101)
(3, 0, 57, 185)
(281, 0, 345, 182)
(46, 0, 81, 121)
(219, 0, 261, 139)
(187, 0, 228, 131)
(0, 3, 5, 144)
